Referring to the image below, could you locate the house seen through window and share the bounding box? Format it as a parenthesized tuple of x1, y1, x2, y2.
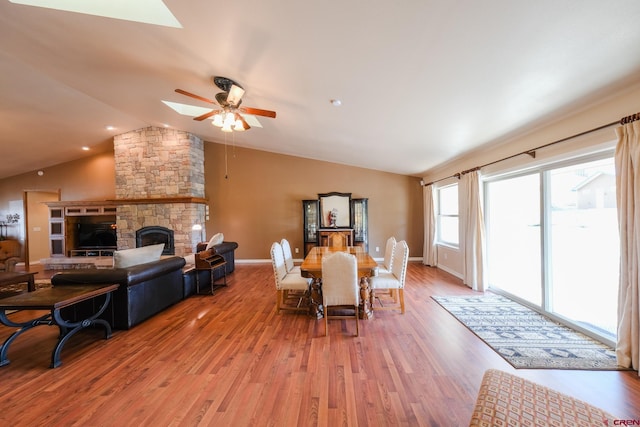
(485, 154, 618, 344)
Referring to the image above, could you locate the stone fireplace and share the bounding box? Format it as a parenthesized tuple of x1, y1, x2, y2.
(113, 127, 207, 257)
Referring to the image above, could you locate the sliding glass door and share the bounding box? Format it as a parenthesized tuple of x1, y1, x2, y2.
(546, 158, 618, 337)
(486, 173, 541, 305)
(485, 153, 619, 341)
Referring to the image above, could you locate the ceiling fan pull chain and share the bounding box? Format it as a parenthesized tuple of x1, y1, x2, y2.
(224, 133, 229, 180)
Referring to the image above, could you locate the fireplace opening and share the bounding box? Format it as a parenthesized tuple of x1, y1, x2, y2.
(136, 226, 175, 255)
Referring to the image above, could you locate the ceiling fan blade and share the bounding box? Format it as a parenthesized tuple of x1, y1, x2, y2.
(239, 106, 277, 118)
(175, 89, 216, 105)
(194, 109, 222, 121)
(235, 113, 251, 130)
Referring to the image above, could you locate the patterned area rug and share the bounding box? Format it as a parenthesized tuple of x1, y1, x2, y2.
(0, 279, 51, 298)
(432, 294, 623, 370)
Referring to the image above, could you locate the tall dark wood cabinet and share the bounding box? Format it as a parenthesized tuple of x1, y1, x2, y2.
(351, 198, 368, 251)
(302, 194, 368, 255)
(302, 199, 319, 256)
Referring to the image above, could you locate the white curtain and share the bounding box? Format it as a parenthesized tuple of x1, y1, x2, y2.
(615, 120, 640, 371)
(423, 184, 437, 266)
(460, 170, 486, 291)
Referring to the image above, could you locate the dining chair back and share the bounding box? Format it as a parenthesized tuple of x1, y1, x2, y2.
(379, 236, 396, 273)
(370, 240, 409, 313)
(280, 238, 299, 273)
(271, 241, 311, 313)
(327, 233, 345, 248)
(321, 251, 359, 336)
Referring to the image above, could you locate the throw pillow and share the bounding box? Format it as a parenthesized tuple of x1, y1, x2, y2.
(205, 232, 224, 250)
(113, 244, 165, 268)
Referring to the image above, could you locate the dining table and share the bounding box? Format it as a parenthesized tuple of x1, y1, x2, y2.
(300, 246, 378, 319)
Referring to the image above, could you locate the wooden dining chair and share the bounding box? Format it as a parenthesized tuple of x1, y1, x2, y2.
(369, 240, 409, 313)
(327, 231, 352, 248)
(280, 238, 300, 274)
(321, 251, 359, 336)
(378, 236, 396, 274)
(270, 241, 311, 313)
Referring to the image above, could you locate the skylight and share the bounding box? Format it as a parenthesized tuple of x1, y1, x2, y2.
(162, 101, 263, 127)
(9, 0, 182, 28)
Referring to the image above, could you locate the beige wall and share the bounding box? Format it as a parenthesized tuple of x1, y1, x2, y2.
(0, 151, 116, 203)
(0, 143, 424, 261)
(204, 143, 423, 260)
(25, 191, 59, 264)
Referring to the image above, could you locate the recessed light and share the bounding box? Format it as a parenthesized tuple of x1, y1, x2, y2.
(330, 99, 342, 107)
(82, 146, 90, 151)
(105, 125, 115, 131)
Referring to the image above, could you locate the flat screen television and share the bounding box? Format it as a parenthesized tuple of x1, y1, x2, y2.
(76, 222, 117, 249)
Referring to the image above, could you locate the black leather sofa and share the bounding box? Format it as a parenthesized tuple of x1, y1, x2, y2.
(51, 256, 186, 330)
(183, 241, 239, 296)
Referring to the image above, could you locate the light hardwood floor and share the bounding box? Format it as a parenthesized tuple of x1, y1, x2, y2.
(1, 262, 639, 426)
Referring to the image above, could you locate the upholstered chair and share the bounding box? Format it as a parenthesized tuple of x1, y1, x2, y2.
(0, 239, 21, 272)
(271, 241, 312, 313)
(321, 251, 359, 336)
(378, 236, 396, 275)
(369, 240, 409, 313)
(280, 238, 300, 274)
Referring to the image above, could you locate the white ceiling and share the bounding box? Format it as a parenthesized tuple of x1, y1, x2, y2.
(2, 1, 640, 180)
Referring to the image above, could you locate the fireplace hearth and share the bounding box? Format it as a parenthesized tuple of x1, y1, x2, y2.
(136, 226, 175, 256)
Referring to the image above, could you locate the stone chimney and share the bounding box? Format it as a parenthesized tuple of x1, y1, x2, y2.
(113, 126, 207, 256)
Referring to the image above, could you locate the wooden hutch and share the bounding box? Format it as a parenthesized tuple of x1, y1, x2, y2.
(302, 192, 368, 256)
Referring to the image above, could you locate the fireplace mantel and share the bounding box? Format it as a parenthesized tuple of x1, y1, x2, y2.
(47, 197, 208, 208)
(110, 197, 208, 205)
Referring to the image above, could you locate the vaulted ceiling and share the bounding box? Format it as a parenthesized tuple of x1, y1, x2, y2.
(2, 1, 640, 180)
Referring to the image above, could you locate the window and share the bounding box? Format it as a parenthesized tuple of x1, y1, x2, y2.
(485, 153, 618, 343)
(437, 184, 459, 246)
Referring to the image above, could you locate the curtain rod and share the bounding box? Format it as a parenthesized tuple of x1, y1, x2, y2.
(423, 113, 639, 187)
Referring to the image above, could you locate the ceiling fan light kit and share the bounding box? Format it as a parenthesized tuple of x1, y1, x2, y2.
(175, 76, 276, 133)
(212, 111, 246, 132)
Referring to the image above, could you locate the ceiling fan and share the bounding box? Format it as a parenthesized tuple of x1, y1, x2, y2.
(175, 76, 276, 132)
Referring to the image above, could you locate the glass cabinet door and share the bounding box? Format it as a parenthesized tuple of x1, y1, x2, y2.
(302, 199, 319, 243)
(351, 198, 368, 250)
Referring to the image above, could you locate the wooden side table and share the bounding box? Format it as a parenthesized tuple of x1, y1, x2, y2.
(194, 251, 227, 295)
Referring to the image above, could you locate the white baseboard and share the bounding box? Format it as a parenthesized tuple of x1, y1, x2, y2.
(436, 263, 463, 279)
